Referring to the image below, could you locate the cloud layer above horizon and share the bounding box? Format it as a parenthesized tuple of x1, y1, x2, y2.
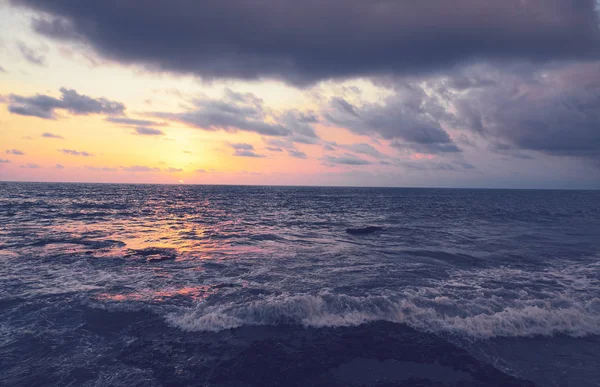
(1, 0, 599, 188)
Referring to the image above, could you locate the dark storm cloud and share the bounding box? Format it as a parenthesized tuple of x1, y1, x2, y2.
(134, 127, 165, 136)
(60, 149, 93, 156)
(325, 86, 461, 155)
(441, 62, 600, 160)
(6, 149, 25, 155)
(153, 90, 290, 137)
(6, 88, 125, 119)
(42, 132, 64, 139)
(12, 0, 600, 84)
(17, 41, 46, 66)
(322, 154, 371, 166)
(106, 117, 166, 126)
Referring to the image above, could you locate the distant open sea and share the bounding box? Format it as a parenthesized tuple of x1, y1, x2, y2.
(1, 182, 599, 386)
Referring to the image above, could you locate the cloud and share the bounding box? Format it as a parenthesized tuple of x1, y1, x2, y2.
(196, 168, 207, 173)
(266, 147, 283, 152)
(134, 126, 165, 136)
(17, 41, 46, 66)
(153, 89, 290, 136)
(322, 154, 371, 166)
(55, 164, 64, 169)
(229, 142, 266, 158)
(230, 143, 254, 150)
(105, 117, 166, 126)
(344, 143, 388, 159)
(0, 65, 6, 73)
(437, 62, 600, 161)
(85, 166, 117, 172)
(6, 88, 125, 119)
(6, 149, 25, 155)
(325, 86, 461, 155)
(0, 159, 10, 163)
(60, 149, 93, 156)
(288, 149, 307, 159)
(165, 167, 183, 173)
(20, 163, 41, 169)
(121, 165, 160, 172)
(280, 110, 320, 144)
(42, 132, 64, 139)
(15, 0, 600, 85)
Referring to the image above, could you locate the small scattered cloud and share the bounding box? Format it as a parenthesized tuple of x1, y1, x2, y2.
(60, 149, 93, 156)
(344, 143, 388, 159)
(17, 41, 46, 66)
(121, 165, 160, 172)
(153, 89, 290, 137)
(196, 168, 207, 173)
(165, 167, 183, 173)
(6, 149, 25, 155)
(322, 154, 371, 166)
(0, 159, 10, 163)
(105, 117, 166, 126)
(182, 150, 192, 154)
(266, 147, 283, 152)
(288, 149, 307, 159)
(42, 132, 64, 139)
(20, 163, 41, 169)
(55, 164, 64, 169)
(85, 166, 117, 172)
(134, 126, 165, 136)
(230, 143, 266, 158)
(323, 141, 337, 151)
(0, 65, 6, 73)
(6, 88, 125, 119)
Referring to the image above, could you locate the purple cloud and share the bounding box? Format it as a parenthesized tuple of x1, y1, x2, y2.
(6, 88, 125, 119)
(42, 132, 64, 139)
(60, 149, 93, 156)
(134, 127, 165, 136)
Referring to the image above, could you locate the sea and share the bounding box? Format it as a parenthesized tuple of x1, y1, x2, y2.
(0, 182, 599, 387)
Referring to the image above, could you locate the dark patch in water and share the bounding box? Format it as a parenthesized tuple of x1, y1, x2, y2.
(346, 226, 383, 235)
(118, 318, 536, 387)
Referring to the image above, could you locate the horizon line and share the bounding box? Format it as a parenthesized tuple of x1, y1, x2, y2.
(0, 180, 598, 191)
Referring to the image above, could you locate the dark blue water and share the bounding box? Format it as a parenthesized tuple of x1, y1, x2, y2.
(1, 183, 599, 386)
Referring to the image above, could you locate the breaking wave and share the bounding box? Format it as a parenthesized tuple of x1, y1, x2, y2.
(167, 292, 600, 339)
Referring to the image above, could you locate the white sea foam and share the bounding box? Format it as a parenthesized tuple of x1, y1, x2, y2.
(166, 291, 600, 339)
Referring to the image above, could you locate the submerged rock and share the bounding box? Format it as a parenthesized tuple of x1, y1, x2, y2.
(346, 226, 383, 235)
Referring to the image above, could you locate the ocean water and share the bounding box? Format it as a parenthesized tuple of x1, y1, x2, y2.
(0, 182, 599, 386)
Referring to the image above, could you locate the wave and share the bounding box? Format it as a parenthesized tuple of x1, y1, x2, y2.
(166, 292, 600, 339)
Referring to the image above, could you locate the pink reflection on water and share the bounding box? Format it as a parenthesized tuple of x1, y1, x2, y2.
(96, 285, 216, 303)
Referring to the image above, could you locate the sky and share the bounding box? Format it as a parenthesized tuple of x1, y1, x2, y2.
(0, 0, 599, 189)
